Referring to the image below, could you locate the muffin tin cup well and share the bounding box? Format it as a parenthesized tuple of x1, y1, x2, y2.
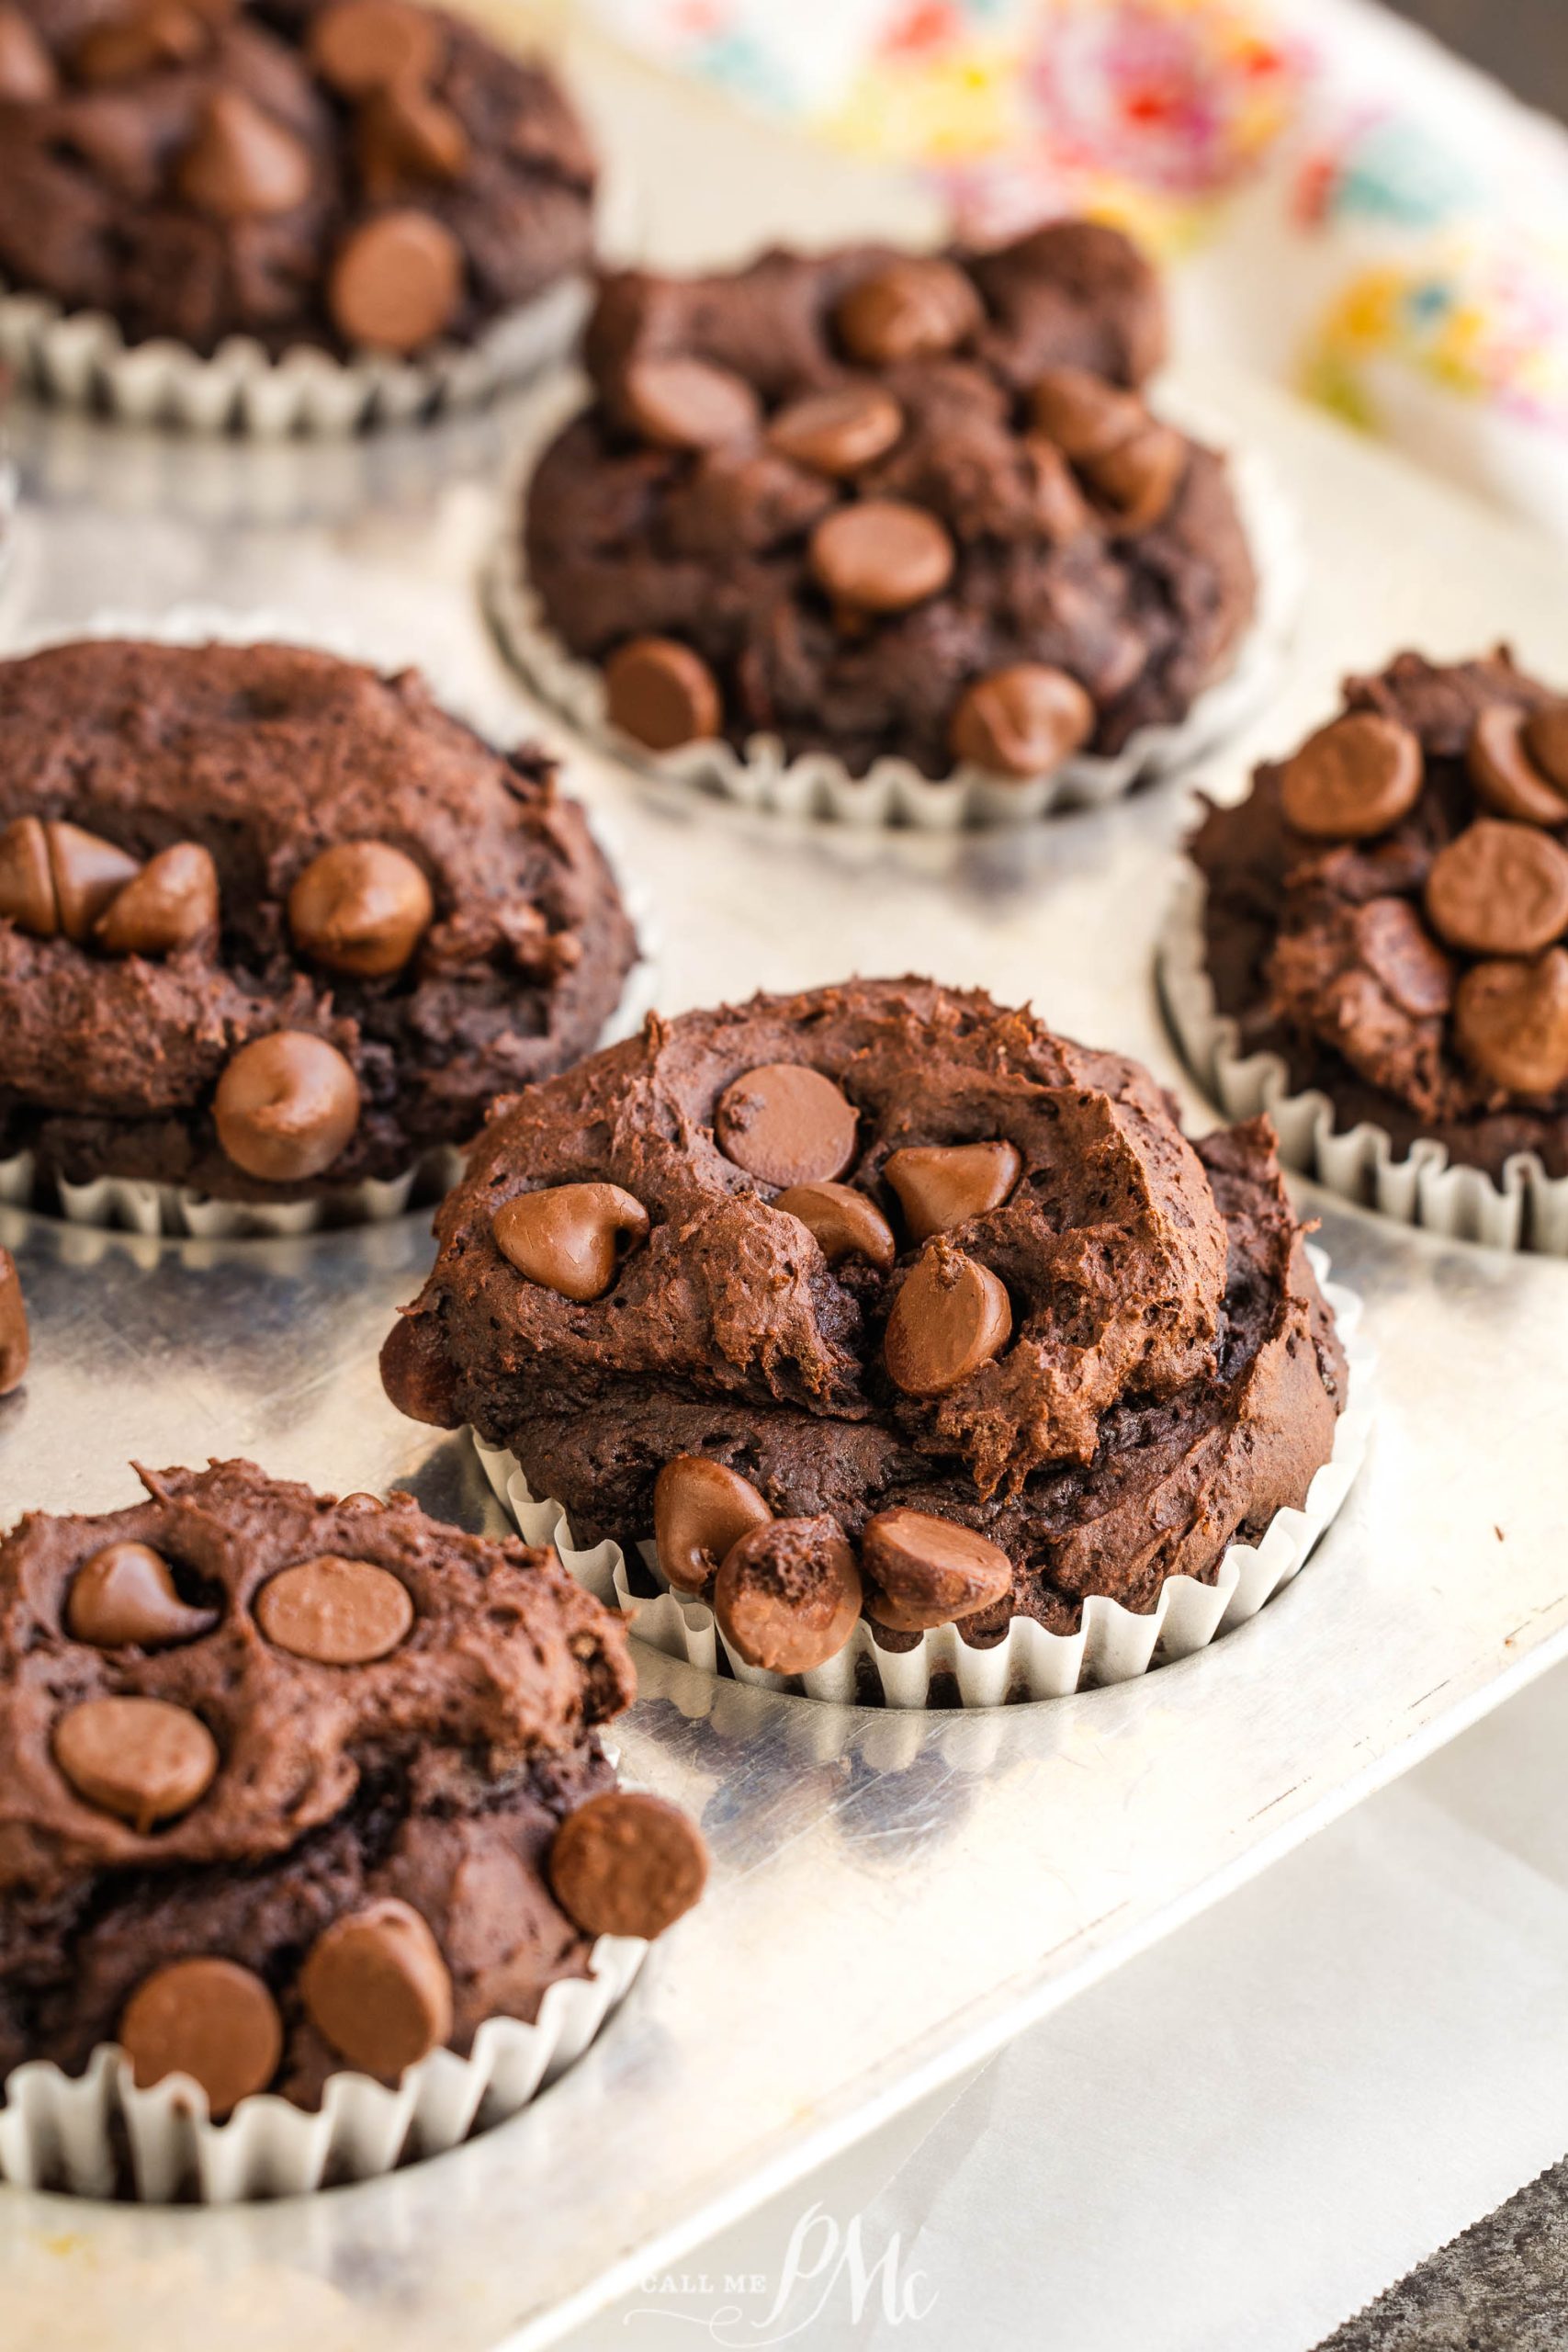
(0, 1933, 646, 2203)
(474, 1252, 1371, 1711)
(486, 378, 1303, 830)
(1159, 865, 1568, 1257)
(0, 605, 659, 1239)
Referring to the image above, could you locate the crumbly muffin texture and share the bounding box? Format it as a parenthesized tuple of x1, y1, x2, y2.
(522, 228, 1258, 784)
(383, 979, 1346, 1658)
(0, 638, 637, 1202)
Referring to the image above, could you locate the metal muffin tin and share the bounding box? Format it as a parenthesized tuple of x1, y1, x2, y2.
(4, 69, 1568, 2352)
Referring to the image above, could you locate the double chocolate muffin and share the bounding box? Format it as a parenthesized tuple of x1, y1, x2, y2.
(520, 226, 1258, 787)
(1190, 650, 1568, 1181)
(0, 637, 637, 1207)
(0, 1460, 706, 2125)
(382, 979, 1347, 1670)
(0, 0, 595, 361)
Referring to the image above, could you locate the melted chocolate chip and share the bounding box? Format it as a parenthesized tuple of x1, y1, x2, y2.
(96, 842, 219, 957)
(254, 1555, 414, 1665)
(1424, 820, 1568, 957)
(773, 1180, 897, 1269)
(1279, 714, 1425, 841)
(299, 1897, 453, 2080)
(883, 1240, 1011, 1396)
(653, 1454, 772, 1596)
(1467, 704, 1568, 827)
(623, 356, 761, 452)
(712, 1515, 863, 1674)
(213, 1031, 361, 1184)
(861, 1507, 1013, 1631)
(492, 1182, 650, 1302)
(53, 1695, 219, 1831)
(1453, 949, 1568, 1098)
(715, 1064, 859, 1188)
(548, 1791, 709, 1939)
(288, 841, 434, 978)
(834, 258, 981, 367)
(885, 1140, 1022, 1242)
(808, 499, 954, 615)
(766, 382, 904, 477)
(120, 1957, 283, 2119)
(67, 1542, 219, 1648)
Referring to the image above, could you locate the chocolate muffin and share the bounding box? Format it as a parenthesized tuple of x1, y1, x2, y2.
(519, 227, 1258, 789)
(1188, 650, 1568, 1183)
(0, 0, 594, 365)
(0, 1460, 706, 2129)
(381, 979, 1347, 1668)
(0, 637, 637, 1208)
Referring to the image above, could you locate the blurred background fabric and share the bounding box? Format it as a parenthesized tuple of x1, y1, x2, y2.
(577, 0, 1568, 544)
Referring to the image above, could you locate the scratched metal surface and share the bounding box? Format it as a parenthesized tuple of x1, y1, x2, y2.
(3, 61, 1568, 2352)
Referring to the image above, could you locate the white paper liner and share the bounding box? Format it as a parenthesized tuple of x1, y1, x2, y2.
(0, 605, 660, 1238)
(474, 1253, 1371, 1710)
(485, 374, 1303, 829)
(1158, 864, 1568, 1256)
(0, 1932, 646, 2203)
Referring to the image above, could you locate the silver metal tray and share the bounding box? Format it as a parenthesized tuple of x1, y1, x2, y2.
(4, 67, 1568, 2350)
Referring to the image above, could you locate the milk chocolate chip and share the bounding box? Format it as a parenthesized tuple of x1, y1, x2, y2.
(1467, 704, 1568, 827)
(1086, 419, 1186, 530)
(255, 1555, 413, 1665)
(299, 1898, 453, 2080)
(96, 842, 219, 957)
(329, 209, 462, 354)
(288, 841, 434, 978)
(0, 1248, 27, 1397)
(357, 77, 469, 191)
(74, 0, 206, 82)
(0, 817, 56, 936)
(120, 1958, 283, 2119)
(1525, 704, 1568, 795)
(949, 664, 1094, 777)
(1030, 367, 1145, 460)
(884, 1240, 1011, 1396)
(67, 1542, 218, 1648)
(623, 356, 761, 452)
(53, 1695, 218, 1831)
(861, 1507, 1013, 1632)
(548, 1791, 709, 1940)
(1453, 949, 1568, 1097)
(808, 500, 954, 615)
(1425, 820, 1568, 957)
(604, 637, 722, 752)
(774, 1180, 896, 1270)
(379, 1310, 462, 1429)
(835, 259, 981, 367)
(715, 1064, 858, 1188)
(653, 1454, 772, 1596)
(886, 1141, 1022, 1242)
(713, 1516, 863, 1675)
(1355, 898, 1454, 1019)
(214, 1031, 361, 1184)
(308, 0, 444, 94)
(0, 6, 57, 101)
(767, 383, 904, 477)
(492, 1182, 650, 1302)
(47, 822, 140, 942)
(1279, 714, 1424, 842)
(176, 91, 313, 220)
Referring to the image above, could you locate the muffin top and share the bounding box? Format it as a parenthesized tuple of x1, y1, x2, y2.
(1190, 649, 1568, 1181)
(0, 0, 595, 360)
(383, 978, 1346, 1655)
(523, 227, 1258, 783)
(0, 637, 637, 1199)
(0, 1461, 705, 2110)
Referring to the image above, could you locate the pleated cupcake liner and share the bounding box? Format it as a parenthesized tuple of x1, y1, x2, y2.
(473, 1254, 1371, 1710)
(0, 1932, 646, 2204)
(0, 605, 660, 1239)
(485, 374, 1303, 829)
(1158, 864, 1568, 1255)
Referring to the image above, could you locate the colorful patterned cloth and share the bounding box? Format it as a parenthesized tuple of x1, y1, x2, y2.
(582, 0, 1568, 542)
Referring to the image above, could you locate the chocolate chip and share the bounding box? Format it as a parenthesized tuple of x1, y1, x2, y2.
(885, 1140, 1022, 1242)
(1355, 898, 1454, 1019)
(0, 816, 56, 936)
(308, 0, 444, 94)
(176, 90, 312, 220)
(712, 1515, 863, 1674)
(0, 6, 57, 101)
(1030, 366, 1145, 460)
(715, 1063, 859, 1188)
(834, 258, 981, 366)
(1453, 948, 1568, 1097)
(288, 840, 434, 978)
(861, 1507, 1013, 1632)
(807, 499, 954, 615)
(73, 0, 206, 82)
(1085, 419, 1186, 530)
(604, 637, 722, 752)
(47, 822, 140, 943)
(255, 1555, 413, 1665)
(214, 1031, 360, 1184)
(1279, 713, 1425, 841)
(0, 1248, 27, 1397)
(53, 1695, 218, 1831)
(623, 356, 761, 453)
(653, 1454, 772, 1596)
(1467, 703, 1568, 826)
(949, 664, 1094, 777)
(356, 78, 469, 193)
(883, 1239, 1011, 1396)
(548, 1791, 708, 1939)
(329, 209, 462, 354)
(1425, 820, 1568, 957)
(299, 1898, 453, 2080)
(67, 1542, 218, 1648)
(1525, 703, 1568, 794)
(492, 1182, 650, 1302)
(120, 1958, 283, 2119)
(767, 382, 904, 477)
(379, 1311, 462, 1429)
(773, 1180, 896, 1270)
(96, 842, 219, 957)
